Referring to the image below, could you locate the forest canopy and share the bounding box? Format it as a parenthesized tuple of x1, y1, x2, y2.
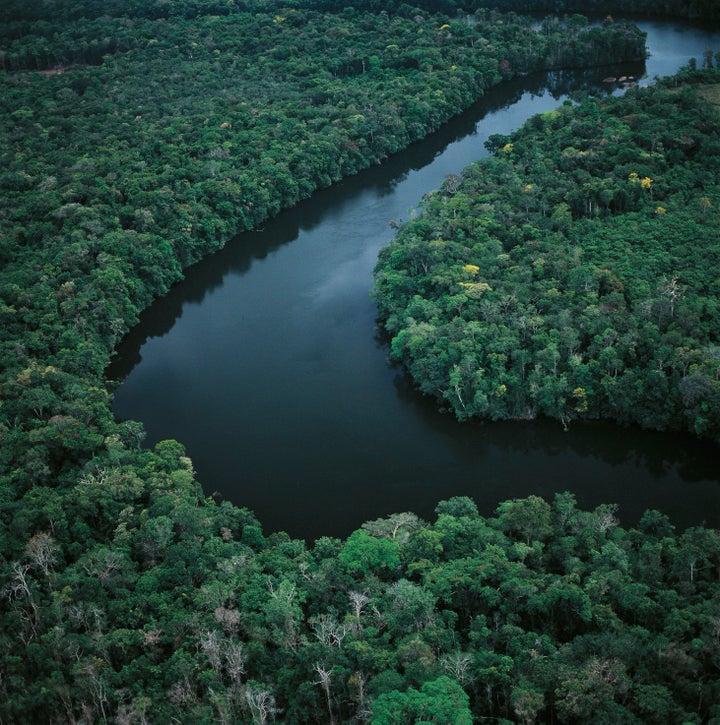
(374, 67, 720, 439)
(2, 487, 720, 722)
(0, 1, 645, 498)
(0, 0, 717, 721)
(2, 0, 719, 24)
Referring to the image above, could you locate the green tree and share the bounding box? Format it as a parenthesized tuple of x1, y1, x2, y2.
(371, 675, 472, 724)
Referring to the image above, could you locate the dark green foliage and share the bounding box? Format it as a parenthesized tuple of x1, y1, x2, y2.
(1, 0, 717, 28)
(0, 1, 715, 721)
(1, 490, 718, 722)
(374, 69, 720, 439)
(0, 4, 644, 501)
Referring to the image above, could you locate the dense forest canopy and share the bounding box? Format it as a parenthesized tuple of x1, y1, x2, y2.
(0, 1, 645, 511)
(374, 67, 720, 439)
(0, 0, 718, 721)
(3, 487, 720, 722)
(1, 0, 719, 24)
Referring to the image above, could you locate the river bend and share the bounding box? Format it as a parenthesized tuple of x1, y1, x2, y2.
(110, 20, 720, 540)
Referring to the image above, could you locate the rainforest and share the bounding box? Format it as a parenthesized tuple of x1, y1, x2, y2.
(1, 0, 719, 722)
(374, 68, 720, 436)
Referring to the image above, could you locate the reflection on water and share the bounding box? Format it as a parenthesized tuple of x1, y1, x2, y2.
(110, 21, 720, 542)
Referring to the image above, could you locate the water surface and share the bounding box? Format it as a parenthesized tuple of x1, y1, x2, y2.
(110, 21, 720, 541)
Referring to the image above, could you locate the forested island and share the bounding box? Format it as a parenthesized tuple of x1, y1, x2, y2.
(1, 0, 719, 721)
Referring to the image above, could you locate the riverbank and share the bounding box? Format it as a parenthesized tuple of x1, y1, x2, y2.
(0, 6, 644, 507)
(1, 5, 719, 721)
(375, 68, 720, 439)
(110, 20, 720, 538)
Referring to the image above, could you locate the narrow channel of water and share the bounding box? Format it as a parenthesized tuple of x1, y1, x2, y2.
(109, 21, 720, 541)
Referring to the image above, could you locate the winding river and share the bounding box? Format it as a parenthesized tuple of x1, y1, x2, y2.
(109, 20, 720, 541)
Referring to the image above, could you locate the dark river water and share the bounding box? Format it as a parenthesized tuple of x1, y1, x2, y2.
(109, 20, 720, 541)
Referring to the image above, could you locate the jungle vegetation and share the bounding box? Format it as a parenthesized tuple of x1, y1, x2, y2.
(3, 487, 720, 722)
(0, 4, 645, 489)
(0, 0, 717, 721)
(375, 67, 720, 439)
(2, 0, 718, 26)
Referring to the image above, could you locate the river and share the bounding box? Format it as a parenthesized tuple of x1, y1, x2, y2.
(109, 20, 720, 541)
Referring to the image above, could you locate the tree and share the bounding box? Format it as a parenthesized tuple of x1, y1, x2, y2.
(244, 682, 278, 725)
(555, 657, 631, 722)
(338, 531, 401, 578)
(511, 680, 545, 724)
(362, 512, 422, 543)
(313, 663, 336, 725)
(496, 496, 553, 545)
(371, 676, 472, 725)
